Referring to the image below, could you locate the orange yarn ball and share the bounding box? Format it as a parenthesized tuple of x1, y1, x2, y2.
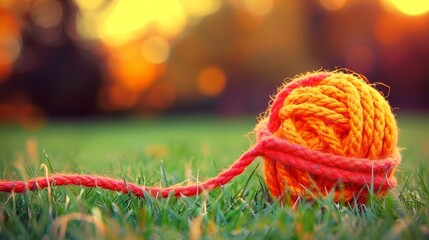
(259, 71, 399, 203)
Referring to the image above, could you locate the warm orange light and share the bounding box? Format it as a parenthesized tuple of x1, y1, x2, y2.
(0, 10, 21, 81)
(76, 12, 99, 40)
(0, 9, 21, 37)
(75, 0, 223, 45)
(107, 51, 157, 92)
(0, 52, 12, 81)
(96, 0, 186, 46)
(0, 63, 11, 82)
(141, 37, 170, 64)
(180, 0, 221, 17)
(0, 36, 21, 64)
(73, 0, 104, 11)
(0, 102, 44, 128)
(108, 42, 140, 60)
(388, 0, 429, 16)
(374, 16, 403, 45)
(244, 0, 274, 16)
(197, 65, 227, 97)
(319, 0, 347, 11)
(345, 45, 376, 74)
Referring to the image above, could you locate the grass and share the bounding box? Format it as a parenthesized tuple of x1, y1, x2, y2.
(0, 114, 429, 239)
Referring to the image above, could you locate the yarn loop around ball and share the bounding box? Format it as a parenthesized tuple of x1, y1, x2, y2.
(0, 70, 401, 204)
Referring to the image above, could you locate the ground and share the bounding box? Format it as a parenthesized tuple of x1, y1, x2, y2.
(0, 115, 428, 239)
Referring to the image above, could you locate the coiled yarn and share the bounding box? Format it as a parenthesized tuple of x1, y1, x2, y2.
(258, 71, 399, 203)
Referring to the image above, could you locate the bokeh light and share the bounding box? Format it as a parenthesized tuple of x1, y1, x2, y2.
(197, 65, 227, 97)
(243, 0, 274, 16)
(96, 1, 187, 47)
(387, 0, 429, 16)
(30, 0, 63, 29)
(0, 36, 20, 80)
(0, 0, 429, 122)
(319, 0, 348, 11)
(374, 16, 404, 45)
(0, 8, 21, 81)
(71, 0, 225, 111)
(141, 37, 170, 64)
(107, 49, 157, 93)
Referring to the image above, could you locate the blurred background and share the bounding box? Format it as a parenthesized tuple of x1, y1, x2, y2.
(0, 0, 428, 127)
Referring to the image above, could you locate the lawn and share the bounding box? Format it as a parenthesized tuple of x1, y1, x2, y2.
(0, 114, 428, 239)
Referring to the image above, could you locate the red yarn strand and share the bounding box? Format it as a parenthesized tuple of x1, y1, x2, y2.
(0, 145, 262, 198)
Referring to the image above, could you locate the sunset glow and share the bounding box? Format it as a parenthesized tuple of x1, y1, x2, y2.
(96, 1, 186, 46)
(107, 52, 157, 92)
(1, 0, 428, 117)
(389, 0, 429, 16)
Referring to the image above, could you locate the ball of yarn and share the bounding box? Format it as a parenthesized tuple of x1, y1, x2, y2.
(257, 71, 400, 203)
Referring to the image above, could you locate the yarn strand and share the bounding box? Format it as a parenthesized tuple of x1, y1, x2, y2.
(0, 145, 262, 198)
